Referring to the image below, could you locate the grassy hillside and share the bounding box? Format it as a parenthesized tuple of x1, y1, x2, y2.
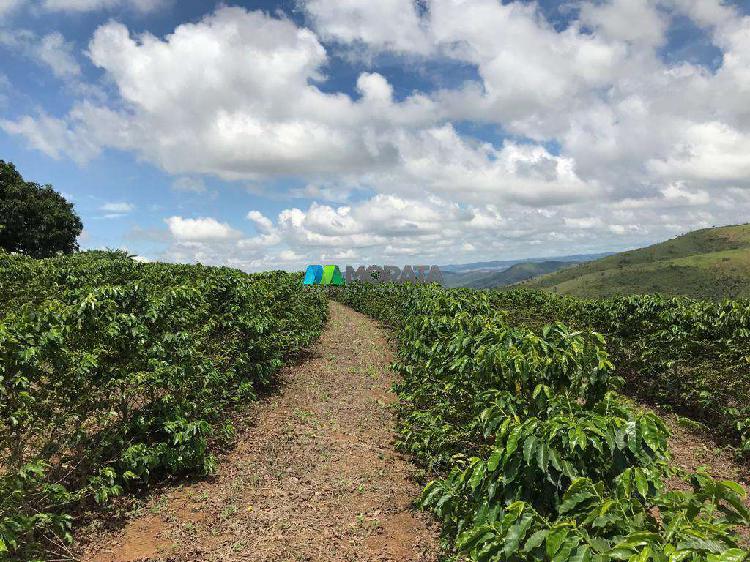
(444, 260, 575, 288)
(441, 252, 609, 273)
(523, 224, 750, 299)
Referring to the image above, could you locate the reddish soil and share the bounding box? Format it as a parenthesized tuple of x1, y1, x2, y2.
(661, 412, 750, 487)
(651, 407, 750, 543)
(76, 302, 440, 562)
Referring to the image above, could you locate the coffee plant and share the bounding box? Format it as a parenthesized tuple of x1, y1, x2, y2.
(0, 251, 327, 560)
(333, 283, 749, 561)
(488, 290, 750, 453)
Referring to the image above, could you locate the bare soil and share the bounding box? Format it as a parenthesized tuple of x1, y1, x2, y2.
(638, 405, 750, 543)
(659, 411, 750, 487)
(76, 302, 440, 562)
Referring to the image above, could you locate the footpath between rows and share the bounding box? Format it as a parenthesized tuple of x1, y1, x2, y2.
(78, 301, 440, 562)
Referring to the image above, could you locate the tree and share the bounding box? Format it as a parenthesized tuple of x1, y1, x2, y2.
(0, 160, 83, 257)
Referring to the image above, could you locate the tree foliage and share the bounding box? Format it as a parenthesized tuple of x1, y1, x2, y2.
(0, 160, 83, 257)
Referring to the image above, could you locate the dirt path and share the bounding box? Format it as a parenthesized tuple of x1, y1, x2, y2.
(78, 302, 440, 562)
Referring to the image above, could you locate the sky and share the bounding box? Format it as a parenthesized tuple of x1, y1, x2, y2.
(1, 0, 750, 270)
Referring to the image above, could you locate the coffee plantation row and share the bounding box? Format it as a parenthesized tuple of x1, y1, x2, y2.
(0, 251, 327, 560)
(334, 283, 750, 561)
(490, 290, 750, 454)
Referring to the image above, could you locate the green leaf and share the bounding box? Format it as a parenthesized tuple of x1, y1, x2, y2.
(546, 526, 570, 558)
(469, 463, 487, 492)
(706, 549, 747, 562)
(570, 545, 592, 562)
(523, 529, 549, 552)
(506, 426, 523, 458)
(719, 480, 747, 497)
(553, 537, 581, 562)
(537, 441, 550, 473)
(523, 435, 538, 465)
(634, 468, 649, 498)
(503, 513, 535, 556)
(639, 415, 665, 453)
(487, 448, 503, 472)
(559, 489, 596, 514)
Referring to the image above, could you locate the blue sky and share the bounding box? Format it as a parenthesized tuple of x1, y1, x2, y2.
(2, 0, 750, 270)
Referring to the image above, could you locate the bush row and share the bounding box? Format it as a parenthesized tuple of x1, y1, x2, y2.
(489, 290, 750, 453)
(333, 283, 749, 561)
(0, 251, 328, 560)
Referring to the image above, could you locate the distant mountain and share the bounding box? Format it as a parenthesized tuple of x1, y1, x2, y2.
(522, 224, 750, 300)
(442, 252, 612, 273)
(444, 261, 578, 289)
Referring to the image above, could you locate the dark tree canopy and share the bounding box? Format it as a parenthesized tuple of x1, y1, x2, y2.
(0, 160, 83, 258)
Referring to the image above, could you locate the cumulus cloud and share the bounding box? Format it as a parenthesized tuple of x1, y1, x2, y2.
(101, 201, 135, 213)
(648, 122, 750, 181)
(579, 0, 668, 47)
(0, 29, 81, 78)
(40, 0, 166, 13)
(247, 210, 274, 232)
(151, 186, 750, 272)
(0, 0, 22, 16)
(0, 112, 99, 163)
(3, 6, 594, 208)
(165, 216, 241, 241)
(71, 9, 376, 176)
(304, 0, 432, 54)
(4, 1, 750, 267)
(171, 177, 207, 193)
(374, 125, 595, 205)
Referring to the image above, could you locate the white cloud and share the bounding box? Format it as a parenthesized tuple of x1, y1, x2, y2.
(0, 112, 99, 163)
(165, 216, 241, 241)
(580, 0, 667, 46)
(148, 184, 750, 272)
(648, 122, 750, 181)
(0, 0, 21, 16)
(288, 183, 356, 203)
(0, 29, 80, 78)
(249, 195, 745, 269)
(377, 125, 595, 205)
(661, 182, 710, 206)
(304, 0, 432, 54)
(171, 177, 206, 193)
(668, 0, 737, 28)
(41, 0, 166, 13)
(101, 201, 135, 213)
(5, 2, 750, 267)
(247, 210, 273, 232)
(37, 32, 81, 77)
(4, 6, 592, 208)
(564, 216, 605, 230)
(73, 9, 370, 177)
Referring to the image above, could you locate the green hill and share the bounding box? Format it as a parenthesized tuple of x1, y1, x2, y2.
(522, 223, 750, 299)
(444, 260, 575, 288)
